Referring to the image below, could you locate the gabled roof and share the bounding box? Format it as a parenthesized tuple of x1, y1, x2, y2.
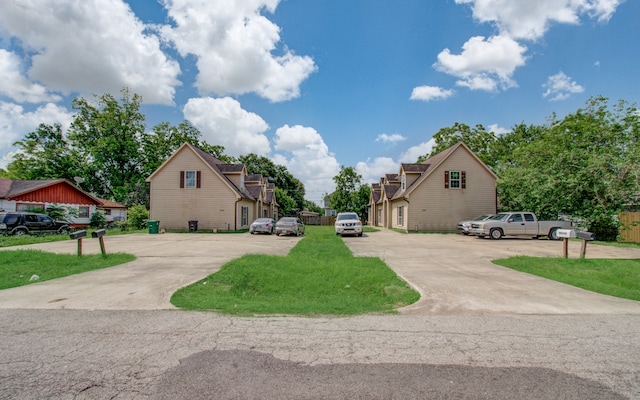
(246, 185, 263, 201)
(401, 163, 429, 173)
(383, 184, 401, 201)
(391, 142, 497, 200)
(0, 178, 103, 204)
(385, 174, 400, 183)
(146, 142, 252, 200)
(245, 174, 263, 182)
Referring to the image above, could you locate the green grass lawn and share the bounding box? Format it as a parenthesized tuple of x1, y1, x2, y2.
(0, 228, 146, 248)
(493, 256, 640, 301)
(0, 249, 136, 290)
(171, 226, 420, 315)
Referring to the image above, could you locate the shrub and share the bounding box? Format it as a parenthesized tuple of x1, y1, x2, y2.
(127, 204, 149, 230)
(90, 210, 107, 228)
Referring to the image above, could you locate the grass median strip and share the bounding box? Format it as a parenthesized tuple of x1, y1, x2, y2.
(0, 249, 136, 290)
(171, 226, 420, 315)
(493, 256, 640, 301)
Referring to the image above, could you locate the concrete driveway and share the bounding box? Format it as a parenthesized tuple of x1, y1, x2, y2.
(342, 230, 640, 315)
(0, 232, 301, 310)
(0, 229, 639, 314)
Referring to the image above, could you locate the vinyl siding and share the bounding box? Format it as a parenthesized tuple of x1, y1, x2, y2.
(149, 147, 240, 231)
(402, 148, 496, 232)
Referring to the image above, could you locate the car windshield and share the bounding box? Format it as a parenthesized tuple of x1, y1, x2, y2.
(0, 213, 5, 222)
(337, 213, 358, 221)
(254, 218, 271, 223)
(489, 213, 509, 221)
(279, 218, 296, 223)
(474, 215, 491, 221)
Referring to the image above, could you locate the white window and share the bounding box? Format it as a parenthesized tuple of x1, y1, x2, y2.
(397, 206, 404, 226)
(401, 173, 406, 191)
(449, 171, 461, 188)
(79, 206, 90, 218)
(185, 171, 197, 188)
(241, 206, 248, 226)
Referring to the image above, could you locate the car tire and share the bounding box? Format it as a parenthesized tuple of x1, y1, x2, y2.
(13, 228, 28, 236)
(490, 228, 503, 240)
(548, 228, 560, 241)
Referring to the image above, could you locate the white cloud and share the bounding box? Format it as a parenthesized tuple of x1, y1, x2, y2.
(398, 138, 437, 163)
(434, 35, 527, 92)
(0, 50, 61, 103)
(410, 86, 455, 101)
(0, 101, 74, 151)
(0, 0, 180, 105)
(161, 0, 317, 102)
(273, 124, 340, 203)
(542, 71, 584, 101)
(455, 0, 622, 40)
(375, 133, 407, 143)
(355, 157, 400, 184)
(487, 123, 510, 136)
(183, 97, 270, 156)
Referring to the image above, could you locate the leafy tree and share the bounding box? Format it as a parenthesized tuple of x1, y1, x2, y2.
(275, 187, 297, 216)
(303, 200, 323, 214)
(330, 166, 370, 219)
(68, 88, 146, 204)
(6, 123, 83, 181)
(238, 154, 305, 210)
(418, 123, 497, 166)
(496, 96, 640, 240)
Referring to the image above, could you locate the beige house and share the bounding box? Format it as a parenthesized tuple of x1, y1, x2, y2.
(146, 143, 278, 231)
(369, 142, 497, 232)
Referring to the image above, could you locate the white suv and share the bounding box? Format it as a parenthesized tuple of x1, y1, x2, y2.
(334, 212, 363, 237)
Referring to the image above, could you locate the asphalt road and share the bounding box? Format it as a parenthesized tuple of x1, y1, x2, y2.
(0, 230, 639, 399)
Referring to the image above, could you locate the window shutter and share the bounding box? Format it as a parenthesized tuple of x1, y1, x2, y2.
(180, 171, 185, 188)
(196, 171, 201, 188)
(461, 171, 466, 189)
(444, 171, 449, 188)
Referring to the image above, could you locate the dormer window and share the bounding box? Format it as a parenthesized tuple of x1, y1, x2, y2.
(401, 173, 406, 191)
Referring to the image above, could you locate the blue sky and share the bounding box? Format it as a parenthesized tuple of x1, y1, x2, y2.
(1, 1, 638, 204)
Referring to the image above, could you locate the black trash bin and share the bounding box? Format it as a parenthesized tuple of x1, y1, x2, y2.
(188, 220, 198, 232)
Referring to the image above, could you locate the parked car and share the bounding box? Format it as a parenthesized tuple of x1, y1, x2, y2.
(469, 212, 573, 240)
(334, 212, 363, 237)
(457, 214, 494, 235)
(275, 217, 305, 236)
(249, 218, 275, 235)
(0, 212, 70, 236)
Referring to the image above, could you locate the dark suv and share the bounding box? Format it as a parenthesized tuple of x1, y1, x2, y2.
(0, 212, 70, 236)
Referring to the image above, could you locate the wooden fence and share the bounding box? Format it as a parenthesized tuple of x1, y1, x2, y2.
(300, 215, 336, 226)
(619, 212, 640, 243)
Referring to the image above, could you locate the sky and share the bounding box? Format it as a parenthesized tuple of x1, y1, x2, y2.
(1, 0, 638, 205)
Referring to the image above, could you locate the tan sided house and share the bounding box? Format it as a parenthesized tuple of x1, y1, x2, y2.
(369, 142, 497, 232)
(146, 143, 278, 232)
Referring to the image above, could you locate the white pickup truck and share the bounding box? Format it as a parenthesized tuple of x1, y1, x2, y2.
(469, 212, 573, 240)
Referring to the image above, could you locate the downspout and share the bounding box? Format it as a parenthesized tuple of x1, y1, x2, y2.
(235, 197, 241, 231)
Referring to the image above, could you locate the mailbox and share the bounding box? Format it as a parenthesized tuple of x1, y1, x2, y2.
(577, 231, 595, 241)
(69, 230, 87, 240)
(556, 229, 576, 239)
(91, 229, 106, 238)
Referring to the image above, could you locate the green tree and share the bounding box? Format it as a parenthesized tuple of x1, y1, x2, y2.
(497, 96, 640, 240)
(330, 166, 370, 219)
(238, 154, 306, 211)
(418, 123, 497, 166)
(302, 199, 323, 214)
(68, 88, 146, 204)
(275, 187, 297, 216)
(6, 123, 84, 181)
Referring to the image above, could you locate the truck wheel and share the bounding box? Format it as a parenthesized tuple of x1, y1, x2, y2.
(490, 228, 503, 240)
(548, 228, 560, 241)
(13, 228, 28, 236)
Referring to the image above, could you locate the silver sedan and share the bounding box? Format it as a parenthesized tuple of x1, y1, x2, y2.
(249, 218, 275, 235)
